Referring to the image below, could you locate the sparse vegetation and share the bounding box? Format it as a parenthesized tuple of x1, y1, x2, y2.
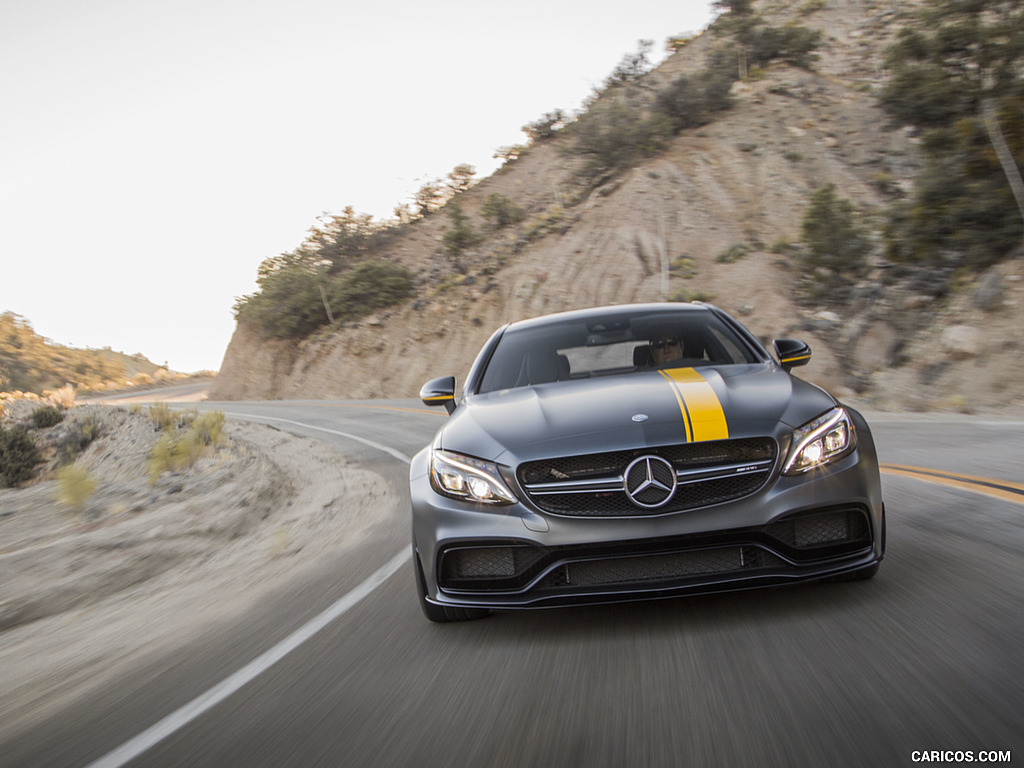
(670, 288, 716, 303)
(55, 463, 96, 513)
(481, 195, 526, 228)
(1, 312, 169, 396)
(712, 1, 821, 77)
(55, 414, 102, 466)
(522, 109, 568, 142)
(716, 242, 756, 263)
(446, 164, 476, 195)
(561, 99, 672, 182)
(147, 402, 175, 431)
(147, 409, 228, 482)
(558, 10, 820, 187)
(493, 144, 528, 165)
(443, 202, 483, 257)
(192, 410, 226, 446)
(149, 430, 199, 481)
(602, 39, 656, 90)
(522, 206, 568, 243)
(670, 257, 698, 278)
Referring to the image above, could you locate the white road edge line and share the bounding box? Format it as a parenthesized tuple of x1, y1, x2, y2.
(220, 411, 415, 464)
(86, 413, 414, 768)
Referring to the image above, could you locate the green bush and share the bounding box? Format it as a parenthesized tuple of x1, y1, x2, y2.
(233, 251, 335, 339)
(0, 426, 42, 487)
(235, 255, 414, 339)
(670, 256, 698, 278)
(332, 261, 415, 319)
(716, 242, 756, 263)
(654, 69, 734, 133)
(562, 99, 672, 182)
(55, 414, 102, 465)
(800, 184, 872, 276)
(31, 405, 64, 428)
(148, 430, 203, 482)
(55, 463, 96, 512)
(522, 109, 567, 142)
(147, 402, 174, 431)
(603, 40, 655, 90)
(193, 410, 225, 446)
(745, 24, 821, 69)
(481, 195, 525, 228)
(442, 203, 483, 256)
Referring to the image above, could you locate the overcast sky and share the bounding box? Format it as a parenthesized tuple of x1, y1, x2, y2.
(1, 0, 716, 374)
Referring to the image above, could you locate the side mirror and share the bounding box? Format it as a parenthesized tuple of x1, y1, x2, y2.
(420, 375, 457, 414)
(773, 339, 812, 371)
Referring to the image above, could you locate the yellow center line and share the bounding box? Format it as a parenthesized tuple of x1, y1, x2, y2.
(880, 463, 1024, 506)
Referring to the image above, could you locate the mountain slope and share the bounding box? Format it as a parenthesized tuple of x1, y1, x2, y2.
(212, 0, 1024, 414)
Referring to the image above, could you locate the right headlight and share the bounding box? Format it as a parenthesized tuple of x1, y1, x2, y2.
(429, 450, 518, 505)
(782, 407, 856, 475)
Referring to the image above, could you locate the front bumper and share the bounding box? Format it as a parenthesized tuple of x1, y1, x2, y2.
(410, 443, 884, 611)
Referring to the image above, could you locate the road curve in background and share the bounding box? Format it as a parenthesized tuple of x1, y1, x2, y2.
(3, 403, 1023, 768)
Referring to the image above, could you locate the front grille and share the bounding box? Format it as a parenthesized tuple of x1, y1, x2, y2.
(518, 437, 776, 516)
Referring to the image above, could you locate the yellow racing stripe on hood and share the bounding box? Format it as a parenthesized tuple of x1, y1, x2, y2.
(659, 368, 729, 442)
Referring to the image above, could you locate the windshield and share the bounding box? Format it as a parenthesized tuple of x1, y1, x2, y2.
(477, 309, 761, 393)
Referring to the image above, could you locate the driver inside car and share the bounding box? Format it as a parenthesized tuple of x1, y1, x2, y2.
(650, 332, 684, 366)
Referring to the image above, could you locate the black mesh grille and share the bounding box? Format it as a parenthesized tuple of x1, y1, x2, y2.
(440, 544, 546, 590)
(518, 437, 776, 517)
(763, 507, 871, 552)
(541, 547, 786, 589)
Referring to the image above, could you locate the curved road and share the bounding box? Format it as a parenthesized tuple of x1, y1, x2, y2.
(4, 401, 1023, 767)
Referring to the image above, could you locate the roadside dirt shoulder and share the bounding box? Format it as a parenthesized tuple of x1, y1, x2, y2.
(0, 403, 397, 740)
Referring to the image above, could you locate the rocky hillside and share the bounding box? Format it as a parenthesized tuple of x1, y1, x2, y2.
(212, 0, 1024, 414)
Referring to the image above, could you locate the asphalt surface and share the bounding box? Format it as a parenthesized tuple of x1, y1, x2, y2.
(3, 401, 1023, 768)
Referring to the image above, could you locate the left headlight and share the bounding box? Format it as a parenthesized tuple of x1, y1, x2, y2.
(429, 450, 518, 505)
(782, 407, 856, 475)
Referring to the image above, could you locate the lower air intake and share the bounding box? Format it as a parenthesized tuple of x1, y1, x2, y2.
(542, 547, 785, 588)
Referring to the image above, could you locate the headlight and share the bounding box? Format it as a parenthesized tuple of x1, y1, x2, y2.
(782, 407, 856, 475)
(430, 450, 518, 505)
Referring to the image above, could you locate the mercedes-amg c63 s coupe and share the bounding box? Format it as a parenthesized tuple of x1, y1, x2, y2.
(410, 303, 885, 621)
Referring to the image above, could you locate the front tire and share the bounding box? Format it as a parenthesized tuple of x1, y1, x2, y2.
(413, 545, 489, 623)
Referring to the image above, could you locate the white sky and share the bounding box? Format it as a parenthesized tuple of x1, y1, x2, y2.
(1, 0, 716, 374)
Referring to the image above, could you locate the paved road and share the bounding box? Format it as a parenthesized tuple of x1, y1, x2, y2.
(4, 402, 1023, 767)
(79, 380, 212, 405)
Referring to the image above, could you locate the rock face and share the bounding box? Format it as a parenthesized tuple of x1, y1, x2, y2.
(210, 0, 1024, 414)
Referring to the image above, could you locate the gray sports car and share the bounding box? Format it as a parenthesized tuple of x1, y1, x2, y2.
(410, 303, 884, 622)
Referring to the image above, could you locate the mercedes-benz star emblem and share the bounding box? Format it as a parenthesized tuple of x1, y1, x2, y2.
(624, 455, 677, 508)
(631, 414, 649, 423)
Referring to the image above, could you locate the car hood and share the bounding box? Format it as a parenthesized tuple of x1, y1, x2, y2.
(439, 364, 837, 464)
